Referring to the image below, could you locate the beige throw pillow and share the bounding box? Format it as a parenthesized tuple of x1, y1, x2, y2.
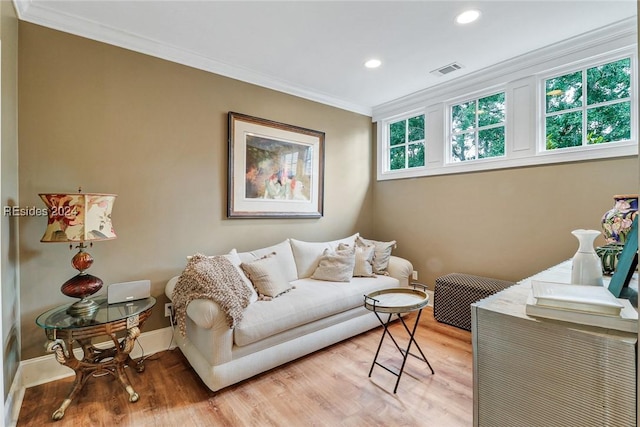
(311, 247, 356, 282)
(241, 252, 292, 300)
(290, 233, 359, 279)
(349, 241, 376, 277)
(358, 237, 396, 274)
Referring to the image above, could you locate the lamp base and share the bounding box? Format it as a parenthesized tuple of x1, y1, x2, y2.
(61, 273, 104, 318)
(61, 273, 103, 299)
(66, 297, 100, 318)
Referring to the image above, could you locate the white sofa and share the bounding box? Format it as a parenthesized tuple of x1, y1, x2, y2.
(165, 234, 413, 392)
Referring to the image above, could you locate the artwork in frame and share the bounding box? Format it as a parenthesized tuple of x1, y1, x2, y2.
(227, 112, 325, 218)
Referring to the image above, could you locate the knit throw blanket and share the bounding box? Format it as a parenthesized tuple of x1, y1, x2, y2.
(172, 254, 251, 336)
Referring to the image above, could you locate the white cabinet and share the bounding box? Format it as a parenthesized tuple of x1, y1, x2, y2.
(472, 261, 637, 427)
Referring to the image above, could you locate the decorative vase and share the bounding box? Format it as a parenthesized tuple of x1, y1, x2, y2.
(571, 229, 604, 287)
(595, 243, 623, 275)
(601, 194, 638, 244)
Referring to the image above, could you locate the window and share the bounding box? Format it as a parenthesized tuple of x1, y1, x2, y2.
(450, 92, 505, 162)
(374, 27, 637, 181)
(386, 114, 425, 171)
(544, 57, 632, 150)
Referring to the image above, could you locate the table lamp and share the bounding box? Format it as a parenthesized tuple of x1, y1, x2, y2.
(39, 190, 117, 317)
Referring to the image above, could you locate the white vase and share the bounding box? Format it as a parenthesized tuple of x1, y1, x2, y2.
(570, 229, 604, 286)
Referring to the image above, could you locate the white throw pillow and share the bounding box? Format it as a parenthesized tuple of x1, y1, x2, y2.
(311, 247, 356, 282)
(290, 233, 359, 279)
(241, 252, 293, 299)
(358, 237, 396, 274)
(237, 240, 298, 283)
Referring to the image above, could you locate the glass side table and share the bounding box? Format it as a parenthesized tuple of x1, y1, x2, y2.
(36, 296, 156, 421)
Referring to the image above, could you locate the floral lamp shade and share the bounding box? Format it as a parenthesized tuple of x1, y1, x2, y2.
(39, 193, 117, 243)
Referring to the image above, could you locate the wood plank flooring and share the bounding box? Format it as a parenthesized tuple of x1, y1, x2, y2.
(17, 307, 472, 426)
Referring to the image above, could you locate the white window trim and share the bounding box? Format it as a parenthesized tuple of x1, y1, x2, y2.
(378, 109, 427, 179)
(536, 48, 637, 156)
(446, 88, 507, 164)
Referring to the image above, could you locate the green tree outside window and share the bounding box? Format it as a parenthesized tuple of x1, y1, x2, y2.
(388, 114, 425, 171)
(545, 57, 631, 150)
(451, 92, 505, 162)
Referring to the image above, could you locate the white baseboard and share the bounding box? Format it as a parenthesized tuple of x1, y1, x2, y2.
(4, 373, 24, 427)
(5, 326, 175, 427)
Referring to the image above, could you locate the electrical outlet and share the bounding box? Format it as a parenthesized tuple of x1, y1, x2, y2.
(412, 270, 418, 280)
(165, 303, 173, 317)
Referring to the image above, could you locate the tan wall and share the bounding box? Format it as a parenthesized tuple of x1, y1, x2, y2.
(1, 0, 20, 401)
(18, 22, 374, 360)
(373, 157, 638, 287)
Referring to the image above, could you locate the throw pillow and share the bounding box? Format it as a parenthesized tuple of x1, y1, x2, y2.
(358, 237, 397, 274)
(290, 233, 359, 279)
(339, 241, 376, 277)
(237, 240, 298, 283)
(311, 247, 356, 282)
(241, 252, 293, 300)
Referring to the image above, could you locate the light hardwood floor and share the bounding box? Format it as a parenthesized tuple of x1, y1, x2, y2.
(18, 307, 472, 426)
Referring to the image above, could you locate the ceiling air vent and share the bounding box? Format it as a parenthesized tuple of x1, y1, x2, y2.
(430, 62, 463, 77)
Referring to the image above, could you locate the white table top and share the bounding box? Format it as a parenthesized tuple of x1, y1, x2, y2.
(474, 260, 638, 339)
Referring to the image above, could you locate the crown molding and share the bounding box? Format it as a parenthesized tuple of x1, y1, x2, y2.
(13, 0, 372, 116)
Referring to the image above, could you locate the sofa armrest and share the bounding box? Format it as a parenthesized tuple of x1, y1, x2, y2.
(165, 276, 227, 330)
(386, 256, 413, 287)
(165, 276, 179, 300)
(165, 276, 234, 365)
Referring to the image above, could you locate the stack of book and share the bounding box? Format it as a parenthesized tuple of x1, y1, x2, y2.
(525, 280, 638, 333)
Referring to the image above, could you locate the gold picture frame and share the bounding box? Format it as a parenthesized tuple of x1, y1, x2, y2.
(227, 112, 325, 218)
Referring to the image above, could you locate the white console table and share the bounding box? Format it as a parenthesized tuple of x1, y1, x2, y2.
(471, 261, 637, 427)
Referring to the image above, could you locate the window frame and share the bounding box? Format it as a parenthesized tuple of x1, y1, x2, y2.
(537, 50, 637, 156)
(373, 21, 638, 182)
(447, 89, 507, 164)
(379, 109, 427, 177)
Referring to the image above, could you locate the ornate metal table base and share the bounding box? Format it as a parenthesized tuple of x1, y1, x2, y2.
(37, 299, 154, 421)
(46, 326, 144, 420)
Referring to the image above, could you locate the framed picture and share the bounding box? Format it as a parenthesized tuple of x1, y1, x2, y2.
(228, 112, 325, 218)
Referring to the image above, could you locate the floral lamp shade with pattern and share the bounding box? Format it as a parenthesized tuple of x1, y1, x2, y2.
(40, 193, 117, 243)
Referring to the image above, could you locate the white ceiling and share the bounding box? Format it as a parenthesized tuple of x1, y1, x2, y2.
(14, 1, 637, 115)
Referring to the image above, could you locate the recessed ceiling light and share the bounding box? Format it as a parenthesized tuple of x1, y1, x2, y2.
(456, 10, 481, 24)
(364, 59, 381, 69)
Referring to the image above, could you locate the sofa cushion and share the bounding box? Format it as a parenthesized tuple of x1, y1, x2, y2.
(236, 240, 298, 283)
(290, 233, 359, 279)
(234, 274, 398, 347)
(311, 247, 356, 282)
(358, 237, 396, 274)
(241, 253, 293, 299)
